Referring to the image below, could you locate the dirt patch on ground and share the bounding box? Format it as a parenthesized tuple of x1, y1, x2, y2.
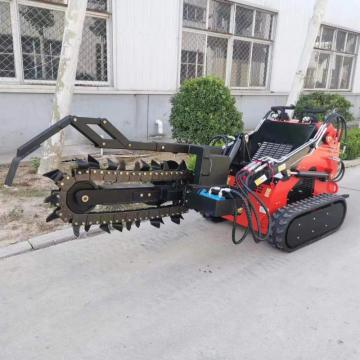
(0, 164, 63, 247)
(0, 151, 188, 247)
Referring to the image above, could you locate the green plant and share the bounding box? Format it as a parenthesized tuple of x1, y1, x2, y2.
(186, 154, 197, 173)
(31, 157, 41, 173)
(295, 92, 354, 122)
(170, 77, 243, 144)
(342, 128, 360, 160)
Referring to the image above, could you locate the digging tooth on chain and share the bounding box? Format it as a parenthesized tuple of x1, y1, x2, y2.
(73, 225, 80, 238)
(84, 224, 91, 232)
(75, 158, 90, 170)
(166, 160, 179, 170)
(107, 159, 118, 171)
(43, 169, 64, 182)
(162, 162, 170, 171)
(151, 160, 161, 170)
(134, 161, 141, 171)
(113, 224, 123, 232)
(178, 160, 187, 171)
(140, 160, 150, 171)
(126, 222, 132, 231)
(100, 224, 111, 234)
(88, 154, 100, 169)
(150, 219, 160, 228)
(44, 191, 60, 205)
(46, 209, 60, 223)
(170, 214, 183, 225)
(118, 160, 126, 171)
(150, 218, 164, 228)
(135, 220, 141, 228)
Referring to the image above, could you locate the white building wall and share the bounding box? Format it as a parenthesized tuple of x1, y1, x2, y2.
(112, 0, 360, 94)
(265, 0, 360, 93)
(114, 0, 182, 92)
(325, 0, 360, 93)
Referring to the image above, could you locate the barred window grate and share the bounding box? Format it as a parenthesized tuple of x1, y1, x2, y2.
(19, 5, 65, 80)
(254, 11, 273, 40)
(208, 0, 231, 34)
(182, 1, 275, 88)
(181, 31, 205, 83)
(306, 25, 359, 90)
(87, 0, 107, 12)
(320, 26, 334, 50)
(183, 0, 207, 30)
(250, 43, 269, 87)
(235, 7, 253, 37)
(231, 40, 251, 87)
(0, 2, 15, 78)
(206, 36, 228, 79)
(315, 52, 330, 88)
(77, 16, 108, 82)
(0, 0, 111, 85)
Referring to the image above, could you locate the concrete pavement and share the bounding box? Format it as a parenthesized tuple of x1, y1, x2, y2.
(1, 167, 360, 360)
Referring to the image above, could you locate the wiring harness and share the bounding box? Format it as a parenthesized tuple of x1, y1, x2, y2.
(218, 164, 273, 245)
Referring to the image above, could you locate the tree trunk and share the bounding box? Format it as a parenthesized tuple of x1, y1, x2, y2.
(38, 0, 88, 175)
(286, 0, 328, 114)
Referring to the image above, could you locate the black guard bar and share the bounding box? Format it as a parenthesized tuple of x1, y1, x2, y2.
(5, 115, 228, 187)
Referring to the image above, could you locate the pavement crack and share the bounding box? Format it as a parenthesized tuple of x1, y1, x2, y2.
(27, 240, 35, 250)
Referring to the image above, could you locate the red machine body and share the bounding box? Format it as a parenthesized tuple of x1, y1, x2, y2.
(224, 121, 341, 235)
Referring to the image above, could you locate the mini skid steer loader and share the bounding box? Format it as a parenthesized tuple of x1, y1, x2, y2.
(5, 105, 348, 252)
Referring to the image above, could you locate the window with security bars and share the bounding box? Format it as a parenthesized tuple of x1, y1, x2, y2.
(231, 5, 272, 88)
(0, 0, 110, 85)
(87, 0, 108, 12)
(77, 17, 108, 82)
(181, 32, 205, 83)
(183, 0, 207, 29)
(19, 5, 65, 80)
(0, 2, 15, 78)
(181, 0, 275, 88)
(305, 25, 359, 90)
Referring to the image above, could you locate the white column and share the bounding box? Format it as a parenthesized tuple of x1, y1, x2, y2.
(38, 0, 88, 174)
(286, 0, 328, 110)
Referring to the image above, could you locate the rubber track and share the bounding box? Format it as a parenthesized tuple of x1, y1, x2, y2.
(269, 193, 347, 252)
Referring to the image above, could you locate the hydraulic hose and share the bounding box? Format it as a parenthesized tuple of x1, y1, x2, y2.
(333, 159, 346, 182)
(228, 166, 273, 244)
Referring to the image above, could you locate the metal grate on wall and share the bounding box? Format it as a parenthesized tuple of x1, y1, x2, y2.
(0, 2, 15, 78)
(181, 0, 275, 89)
(305, 25, 359, 91)
(0, 0, 110, 85)
(77, 16, 108, 82)
(19, 5, 65, 80)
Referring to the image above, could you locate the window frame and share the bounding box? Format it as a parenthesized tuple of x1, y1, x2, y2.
(305, 24, 359, 92)
(0, 0, 112, 86)
(180, 0, 276, 90)
(0, 0, 20, 82)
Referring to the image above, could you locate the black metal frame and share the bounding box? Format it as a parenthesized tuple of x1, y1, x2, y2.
(5, 115, 228, 187)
